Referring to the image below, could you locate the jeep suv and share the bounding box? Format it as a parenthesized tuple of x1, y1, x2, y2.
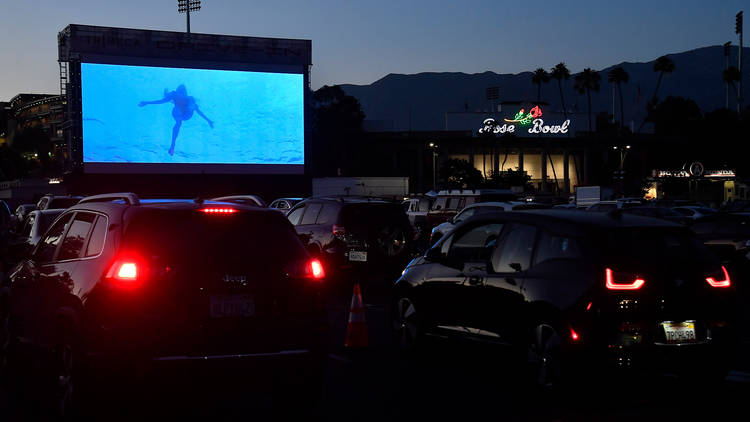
(286, 196, 414, 276)
(1, 193, 327, 418)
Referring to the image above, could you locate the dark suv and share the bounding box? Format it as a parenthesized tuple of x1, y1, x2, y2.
(286, 196, 414, 276)
(1, 193, 327, 417)
(392, 209, 739, 387)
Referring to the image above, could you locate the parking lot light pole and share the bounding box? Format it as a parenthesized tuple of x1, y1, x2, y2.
(428, 142, 438, 192)
(613, 145, 630, 197)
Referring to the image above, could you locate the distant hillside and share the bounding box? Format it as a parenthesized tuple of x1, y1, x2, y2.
(340, 45, 750, 132)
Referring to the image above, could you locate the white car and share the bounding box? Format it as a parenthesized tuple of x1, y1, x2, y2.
(211, 195, 267, 207)
(268, 197, 303, 213)
(672, 206, 717, 220)
(429, 201, 529, 245)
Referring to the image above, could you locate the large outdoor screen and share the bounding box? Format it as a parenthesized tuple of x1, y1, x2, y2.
(80, 62, 304, 174)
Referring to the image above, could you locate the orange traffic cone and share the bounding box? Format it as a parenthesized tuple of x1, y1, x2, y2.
(344, 283, 368, 349)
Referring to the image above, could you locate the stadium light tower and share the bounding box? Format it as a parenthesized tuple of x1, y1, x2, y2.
(178, 0, 201, 33)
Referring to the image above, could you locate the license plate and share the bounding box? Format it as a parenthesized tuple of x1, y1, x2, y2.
(662, 321, 696, 343)
(349, 250, 368, 262)
(210, 295, 255, 318)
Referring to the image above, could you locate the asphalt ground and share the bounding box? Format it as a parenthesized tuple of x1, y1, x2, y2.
(2, 269, 750, 421)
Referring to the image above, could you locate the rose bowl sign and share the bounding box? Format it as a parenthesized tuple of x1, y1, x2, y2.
(478, 106, 571, 137)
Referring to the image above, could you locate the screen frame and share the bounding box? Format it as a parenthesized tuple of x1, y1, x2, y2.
(74, 54, 309, 175)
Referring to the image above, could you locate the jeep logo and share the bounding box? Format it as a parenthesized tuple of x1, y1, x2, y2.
(222, 275, 248, 285)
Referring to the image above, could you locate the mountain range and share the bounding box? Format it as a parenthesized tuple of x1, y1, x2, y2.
(340, 45, 750, 132)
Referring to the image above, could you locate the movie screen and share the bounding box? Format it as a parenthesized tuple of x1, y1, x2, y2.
(81, 63, 304, 172)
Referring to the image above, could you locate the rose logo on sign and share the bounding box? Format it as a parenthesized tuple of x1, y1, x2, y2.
(478, 106, 570, 136)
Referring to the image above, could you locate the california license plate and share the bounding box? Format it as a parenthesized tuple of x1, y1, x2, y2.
(349, 250, 368, 262)
(210, 295, 255, 318)
(662, 321, 696, 343)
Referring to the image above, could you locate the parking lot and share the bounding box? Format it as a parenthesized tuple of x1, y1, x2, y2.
(2, 194, 750, 421)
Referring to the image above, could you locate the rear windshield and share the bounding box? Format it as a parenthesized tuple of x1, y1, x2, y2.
(341, 203, 407, 227)
(599, 228, 719, 274)
(123, 209, 307, 270)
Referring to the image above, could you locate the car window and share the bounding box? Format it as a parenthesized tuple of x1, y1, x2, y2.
(533, 232, 582, 265)
(21, 214, 35, 238)
(316, 204, 339, 225)
(491, 224, 537, 273)
(287, 206, 305, 225)
(300, 203, 322, 225)
(58, 212, 96, 261)
(85, 215, 108, 257)
(446, 223, 503, 264)
(457, 197, 467, 210)
(453, 208, 476, 224)
(35, 213, 74, 262)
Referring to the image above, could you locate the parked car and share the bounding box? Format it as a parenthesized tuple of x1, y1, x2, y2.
(36, 194, 84, 210)
(18, 209, 67, 247)
(425, 189, 518, 228)
(403, 196, 435, 228)
(269, 197, 304, 213)
(392, 209, 739, 388)
(429, 201, 535, 245)
(621, 206, 691, 224)
(286, 196, 414, 276)
(12, 204, 37, 232)
(585, 200, 642, 212)
(1, 193, 327, 418)
(0, 200, 11, 231)
(211, 194, 267, 207)
(690, 212, 750, 298)
(672, 206, 717, 220)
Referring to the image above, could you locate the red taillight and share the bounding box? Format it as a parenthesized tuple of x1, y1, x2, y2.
(333, 224, 346, 240)
(309, 259, 325, 280)
(570, 328, 580, 341)
(605, 268, 645, 290)
(706, 266, 731, 288)
(200, 207, 237, 214)
(106, 254, 148, 288)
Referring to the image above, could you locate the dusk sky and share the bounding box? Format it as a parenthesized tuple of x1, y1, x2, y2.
(1, 0, 746, 101)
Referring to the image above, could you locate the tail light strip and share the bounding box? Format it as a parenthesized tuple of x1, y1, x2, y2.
(706, 266, 731, 288)
(605, 268, 645, 290)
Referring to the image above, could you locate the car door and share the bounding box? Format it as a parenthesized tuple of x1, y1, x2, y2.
(480, 223, 538, 342)
(420, 221, 503, 340)
(9, 212, 76, 347)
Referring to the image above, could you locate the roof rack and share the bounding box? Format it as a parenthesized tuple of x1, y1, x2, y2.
(78, 192, 140, 206)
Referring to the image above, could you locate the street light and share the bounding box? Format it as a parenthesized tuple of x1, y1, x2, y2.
(428, 142, 438, 192)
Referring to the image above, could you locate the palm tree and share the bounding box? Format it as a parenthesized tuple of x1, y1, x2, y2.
(651, 55, 675, 103)
(607, 66, 629, 128)
(574, 68, 601, 132)
(723, 66, 741, 112)
(550, 63, 571, 120)
(531, 68, 550, 103)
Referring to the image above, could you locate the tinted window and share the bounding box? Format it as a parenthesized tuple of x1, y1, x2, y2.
(123, 210, 307, 273)
(316, 204, 339, 225)
(447, 223, 504, 263)
(85, 215, 108, 257)
(453, 208, 476, 224)
(492, 224, 537, 273)
(300, 203, 322, 225)
(58, 212, 96, 261)
(35, 213, 73, 262)
(287, 206, 305, 225)
(534, 232, 582, 265)
(47, 197, 81, 209)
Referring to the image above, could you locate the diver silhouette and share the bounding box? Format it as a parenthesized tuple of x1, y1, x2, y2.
(138, 84, 214, 155)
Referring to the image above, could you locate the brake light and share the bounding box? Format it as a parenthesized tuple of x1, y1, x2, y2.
(570, 328, 580, 341)
(200, 207, 237, 214)
(706, 266, 731, 288)
(333, 224, 346, 240)
(309, 259, 325, 280)
(105, 254, 148, 288)
(605, 268, 645, 290)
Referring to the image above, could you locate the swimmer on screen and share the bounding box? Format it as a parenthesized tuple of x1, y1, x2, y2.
(138, 84, 214, 155)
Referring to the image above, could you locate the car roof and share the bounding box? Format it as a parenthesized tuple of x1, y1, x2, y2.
(304, 196, 398, 204)
(459, 209, 683, 237)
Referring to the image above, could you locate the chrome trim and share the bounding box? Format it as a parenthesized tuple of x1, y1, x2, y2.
(152, 349, 310, 361)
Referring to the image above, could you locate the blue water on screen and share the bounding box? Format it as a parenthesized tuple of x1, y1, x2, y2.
(81, 63, 304, 165)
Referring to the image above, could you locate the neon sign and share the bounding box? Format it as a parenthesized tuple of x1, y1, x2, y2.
(479, 106, 570, 135)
